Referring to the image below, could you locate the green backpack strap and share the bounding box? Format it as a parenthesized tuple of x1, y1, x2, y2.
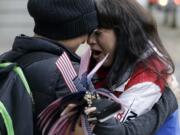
(0, 102, 14, 135)
(0, 62, 32, 99)
(0, 63, 15, 135)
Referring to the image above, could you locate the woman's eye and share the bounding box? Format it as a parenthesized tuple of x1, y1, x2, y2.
(94, 31, 102, 36)
(90, 29, 102, 38)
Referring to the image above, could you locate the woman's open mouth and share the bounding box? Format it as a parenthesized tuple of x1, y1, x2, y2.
(93, 50, 101, 55)
(92, 50, 102, 59)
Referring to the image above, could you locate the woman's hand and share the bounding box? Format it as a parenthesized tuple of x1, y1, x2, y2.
(60, 104, 77, 116)
(61, 104, 97, 135)
(61, 104, 96, 116)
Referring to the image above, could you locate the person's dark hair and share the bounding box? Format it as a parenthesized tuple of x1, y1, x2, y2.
(95, 0, 174, 89)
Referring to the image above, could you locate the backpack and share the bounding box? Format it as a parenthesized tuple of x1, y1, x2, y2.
(0, 62, 33, 135)
(0, 51, 58, 135)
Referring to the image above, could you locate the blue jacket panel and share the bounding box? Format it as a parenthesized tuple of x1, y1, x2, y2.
(156, 109, 180, 135)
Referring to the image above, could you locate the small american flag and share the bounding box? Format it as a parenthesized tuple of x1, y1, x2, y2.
(56, 52, 77, 93)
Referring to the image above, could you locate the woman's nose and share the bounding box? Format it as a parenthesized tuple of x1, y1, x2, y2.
(87, 34, 96, 46)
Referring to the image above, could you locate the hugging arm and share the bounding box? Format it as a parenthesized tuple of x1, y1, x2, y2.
(93, 87, 178, 135)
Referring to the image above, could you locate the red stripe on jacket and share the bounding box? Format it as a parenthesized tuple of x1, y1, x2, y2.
(125, 57, 168, 92)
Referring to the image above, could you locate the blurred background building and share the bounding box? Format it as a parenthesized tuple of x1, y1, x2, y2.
(137, 0, 180, 83)
(0, 0, 180, 84)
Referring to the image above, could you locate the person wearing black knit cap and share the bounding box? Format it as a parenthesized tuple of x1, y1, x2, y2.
(27, 0, 98, 51)
(0, 0, 98, 134)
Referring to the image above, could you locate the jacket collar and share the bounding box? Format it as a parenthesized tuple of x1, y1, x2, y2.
(1, 35, 80, 62)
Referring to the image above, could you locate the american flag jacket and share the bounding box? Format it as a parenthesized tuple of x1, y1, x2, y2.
(106, 57, 167, 122)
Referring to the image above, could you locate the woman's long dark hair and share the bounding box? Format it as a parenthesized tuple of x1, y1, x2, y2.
(95, 0, 174, 89)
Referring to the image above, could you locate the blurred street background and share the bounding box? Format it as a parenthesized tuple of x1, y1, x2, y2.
(0, 0, 180, 92)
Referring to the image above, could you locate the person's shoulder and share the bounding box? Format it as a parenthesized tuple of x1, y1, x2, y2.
(124, 56, 167, 91)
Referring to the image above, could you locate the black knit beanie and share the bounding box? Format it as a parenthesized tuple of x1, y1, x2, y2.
(27, 0, 98, 40)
